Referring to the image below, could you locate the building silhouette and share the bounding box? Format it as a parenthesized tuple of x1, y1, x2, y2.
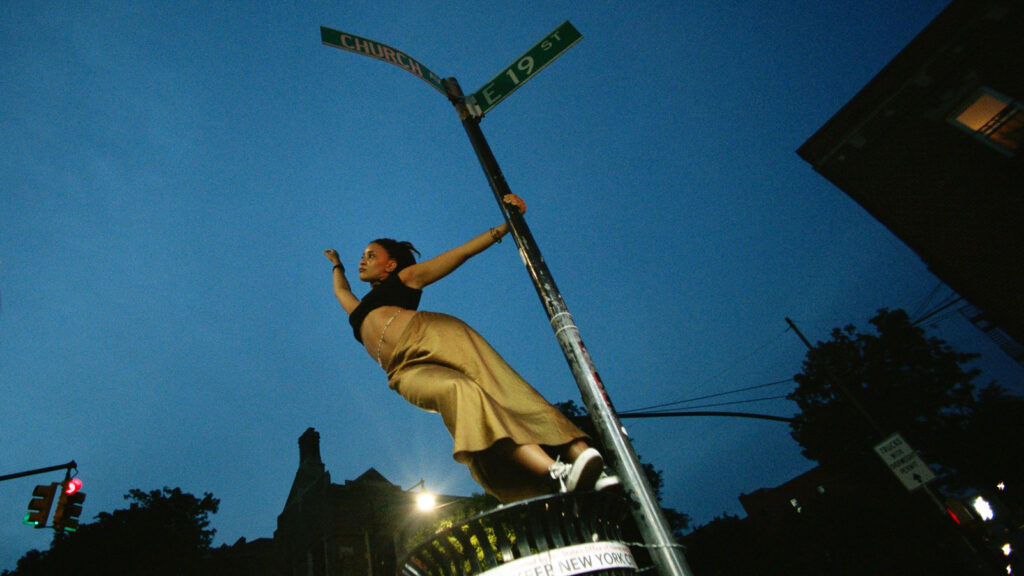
(798, 0, 1024, 351)
(272, 428, 453, 576)
(683, 464, 983, 575)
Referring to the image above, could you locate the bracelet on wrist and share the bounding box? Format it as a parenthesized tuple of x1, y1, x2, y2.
(332, 264, 344, 273)
(490, 227, 502, 244)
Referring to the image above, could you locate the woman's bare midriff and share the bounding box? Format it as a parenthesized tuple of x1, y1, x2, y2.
(359, 305, 416, 368)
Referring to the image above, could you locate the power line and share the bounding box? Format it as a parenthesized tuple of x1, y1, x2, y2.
(912, 293, 963, 326)
(619, 410, 794, 424)
(663, 394, 793, 411)
(621, 378, 794, 414)
(910, 281, 946, 321)
(680, 326, 792, 393)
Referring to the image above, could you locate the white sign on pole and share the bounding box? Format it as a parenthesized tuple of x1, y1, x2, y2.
(873, 433, 935, 491)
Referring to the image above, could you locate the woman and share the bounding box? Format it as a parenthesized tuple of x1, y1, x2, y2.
(324, 194, 616, 502)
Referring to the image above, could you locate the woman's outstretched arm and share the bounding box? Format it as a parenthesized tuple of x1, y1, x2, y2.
(324, 249, 361, 314)
(400, 194, 525, 290)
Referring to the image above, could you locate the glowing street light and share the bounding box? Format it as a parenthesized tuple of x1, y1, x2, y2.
(415, 492, 437, 511)
(405, 479, 437, 511)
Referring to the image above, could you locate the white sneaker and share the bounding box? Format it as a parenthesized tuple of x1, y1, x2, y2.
(566, 448, 604, 492)
(595, 472, 621, 492)
(549, 459, 572, 492)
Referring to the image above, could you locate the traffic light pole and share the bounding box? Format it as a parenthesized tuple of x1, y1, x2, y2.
(6, 461, 79, 530)
(443, 77, 694, 576)
(0, 461, 77, 483)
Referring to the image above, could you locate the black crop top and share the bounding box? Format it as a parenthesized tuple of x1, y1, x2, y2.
(348, 274, 422, 343)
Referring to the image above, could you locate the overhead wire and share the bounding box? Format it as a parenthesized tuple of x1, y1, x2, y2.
(620, 322, 803, 418)
(909, 281, 964, 327)
(910, 281, 946, 321)
(624, 291, 971, 423)
(621, 378, 794, 414)
(913, 293, 963, 326)
(618, 321, 812, 419)
(667, 394, 793, 411)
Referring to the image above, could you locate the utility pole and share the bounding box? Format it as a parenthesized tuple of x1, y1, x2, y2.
(785, 317, 886, 434)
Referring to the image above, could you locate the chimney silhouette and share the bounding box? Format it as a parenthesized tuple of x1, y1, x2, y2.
(298, 427, 322, 465)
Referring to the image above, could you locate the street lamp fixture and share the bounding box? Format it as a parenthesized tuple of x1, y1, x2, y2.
(415, 492, 437, 511)
(405, 479, 438, 511)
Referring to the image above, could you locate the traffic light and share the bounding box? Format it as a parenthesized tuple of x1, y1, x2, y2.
(65, 477, 82, 496)
(24, 483, 59, 528)
(52, 479, 86, 532)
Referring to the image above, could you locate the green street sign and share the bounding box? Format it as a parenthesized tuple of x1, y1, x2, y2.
(468, 21, 582, 117)
(320, 26, 446, 95)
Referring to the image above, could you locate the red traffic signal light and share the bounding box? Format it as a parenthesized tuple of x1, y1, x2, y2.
(53, 480, 86, 532)
(24, 483, 59, 528)
(64, 477, 83, 495)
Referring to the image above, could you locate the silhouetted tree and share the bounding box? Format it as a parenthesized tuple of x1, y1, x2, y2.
(4, 487, 219, 576)
(683, 309, 1023, 576)
(780, 308, 1023, 575)
(787, 308, 1003, 488)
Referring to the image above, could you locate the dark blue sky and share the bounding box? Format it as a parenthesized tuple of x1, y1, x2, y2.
(4, 0, 1020, 569)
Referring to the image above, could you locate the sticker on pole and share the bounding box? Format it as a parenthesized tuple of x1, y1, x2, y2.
(320, 26, 446, 95)
(873, 433, 935, 491)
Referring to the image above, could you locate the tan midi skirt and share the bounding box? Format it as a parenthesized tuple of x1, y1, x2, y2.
(384, 311, 588, 502)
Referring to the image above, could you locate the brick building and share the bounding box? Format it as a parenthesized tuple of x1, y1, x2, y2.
(798, 0, 1024, 348)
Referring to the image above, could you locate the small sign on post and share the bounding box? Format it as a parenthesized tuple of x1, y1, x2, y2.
(873, 433, 935, 491)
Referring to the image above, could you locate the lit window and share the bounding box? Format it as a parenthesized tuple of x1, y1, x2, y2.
(951, 88, 1024, 156)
